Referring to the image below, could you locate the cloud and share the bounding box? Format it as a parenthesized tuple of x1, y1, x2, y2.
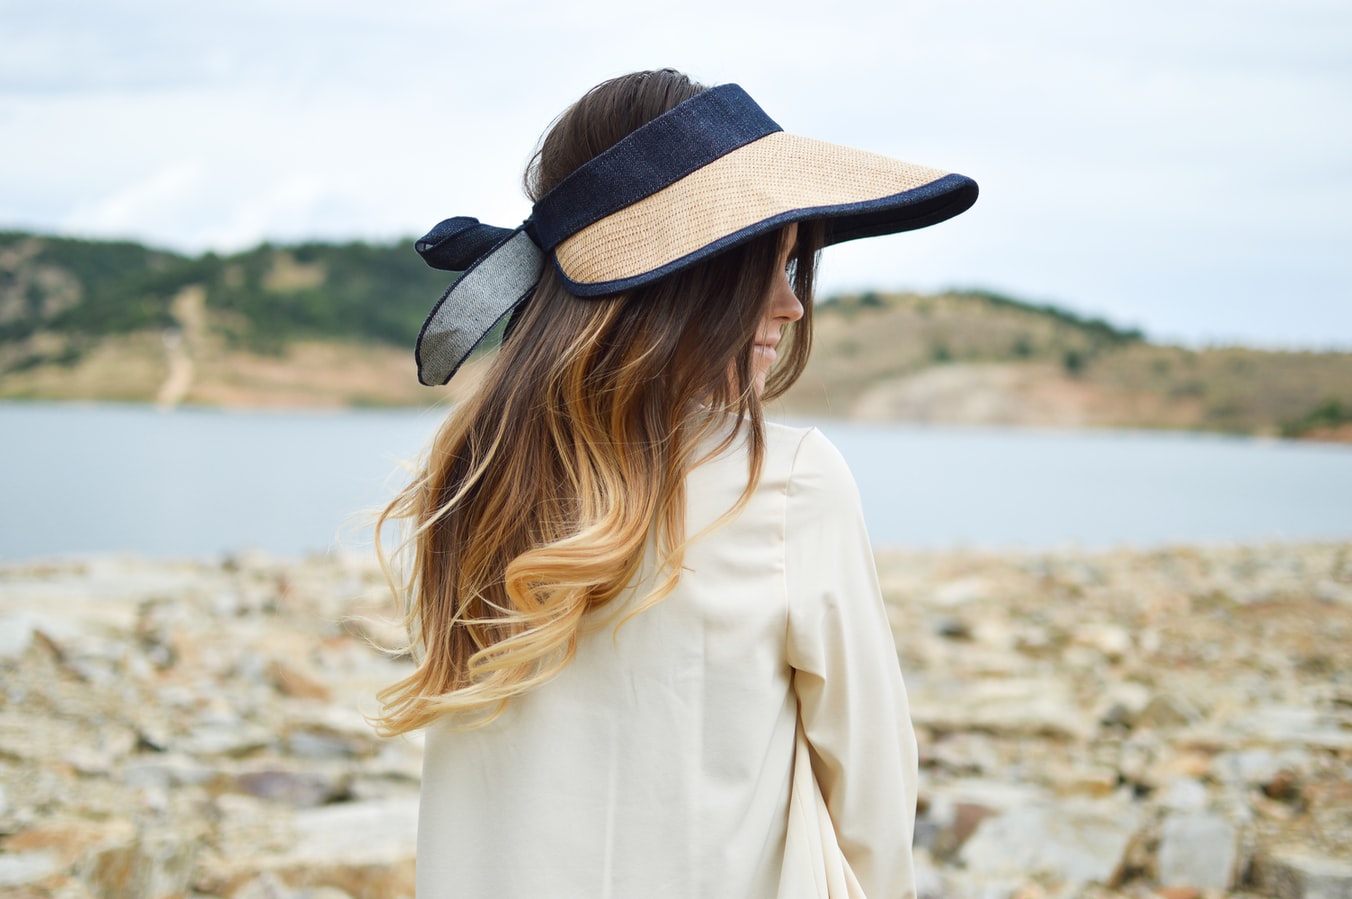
(2, 0, 1350, 346)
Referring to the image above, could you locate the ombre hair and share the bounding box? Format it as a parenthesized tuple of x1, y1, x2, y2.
(374, 70, 822, 735)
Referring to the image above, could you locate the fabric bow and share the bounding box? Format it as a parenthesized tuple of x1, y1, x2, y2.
(413, 217, 545, 386)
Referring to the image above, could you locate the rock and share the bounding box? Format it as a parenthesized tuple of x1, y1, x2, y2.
(3, 817, 135, 870)
(1098, 681, 1152, 729)
(912, 849, 945, 899)
(958, 799, 1140, 886)
(181, 718, 275, 757)
(1233, 705, 1352, 751)
(1213, 747, 1303, 788)
(286, 729, 370, 760)
(1256, 846, 1352, 899)
(269, 658, 332, 701)
(287, 798, 418, 867)
(1156, 888, 1202, 899)
(0, 613, 38, 659)
(78, 827, 199, 899)
(1074, 623, 1132, 661)
(200, 798, 417, 897)
(284, 707, 381, 760)
(925, 779, 1046, 816)
(120, 755, 218, 791)
(233, 873, 357, 898)
(1147, 748, 1214, 785)
(0, 851, 62, 887)
(1157, 777, 1209, 812)
(232, 766, 351, 807)
(950, 803, 998, 850)
(934, 616, 973, 641)
(1138, 693, 1204, 730)
(1156, 810, 1239, 890)
(1265, 768, 1301, 801)
(1051, 764, 1120, 798)
(928, 577, 993, 607)
(1301, 781, 1352, 850)
(909, 678, 1094, 740)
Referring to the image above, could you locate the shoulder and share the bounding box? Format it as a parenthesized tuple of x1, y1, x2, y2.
(688, 419, 858, 512)
(774, 425, 860, 508)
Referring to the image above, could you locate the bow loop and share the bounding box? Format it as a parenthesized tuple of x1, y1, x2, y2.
(416, 217, 519, 272)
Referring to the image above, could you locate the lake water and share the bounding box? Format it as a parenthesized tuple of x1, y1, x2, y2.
(2, 402, 1350, 558)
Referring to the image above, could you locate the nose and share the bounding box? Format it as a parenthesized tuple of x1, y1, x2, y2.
(769, 271, 804, 323)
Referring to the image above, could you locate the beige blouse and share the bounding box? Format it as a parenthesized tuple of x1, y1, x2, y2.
(416, 422, 918, 898)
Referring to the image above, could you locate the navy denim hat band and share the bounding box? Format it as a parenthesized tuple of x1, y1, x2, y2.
(413, 81, 979, 386)
(525, 85, 780, 252)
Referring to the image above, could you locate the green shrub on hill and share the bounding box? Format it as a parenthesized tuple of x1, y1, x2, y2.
(1282, 398, 1352, 437)
(0, 232, 452, 353)
(0, 232, 185, 340)
(955, 288, 1145, 346)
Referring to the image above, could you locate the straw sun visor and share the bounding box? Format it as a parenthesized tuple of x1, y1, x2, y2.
(413, 82, 979, 386)
(554, 131, 969, 295)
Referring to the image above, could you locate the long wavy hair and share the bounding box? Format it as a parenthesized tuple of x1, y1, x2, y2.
(374, 70, 823, 735)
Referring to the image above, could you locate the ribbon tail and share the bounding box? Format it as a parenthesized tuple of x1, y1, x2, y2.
(415, 228, 544, 386)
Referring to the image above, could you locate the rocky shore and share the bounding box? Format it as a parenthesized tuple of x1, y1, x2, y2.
(1, 543, 1349, 898)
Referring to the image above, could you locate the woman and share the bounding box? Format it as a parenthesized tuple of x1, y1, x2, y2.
(376, 69, 977, 898)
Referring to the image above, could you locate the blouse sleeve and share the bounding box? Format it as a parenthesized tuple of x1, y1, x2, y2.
(784, 428, 918, 898)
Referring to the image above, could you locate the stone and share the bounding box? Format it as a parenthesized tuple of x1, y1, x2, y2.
(1236, 706, 1352, 751)
(270, 658, 332, 701)
(78, 828, 199, 899)
(1213, 747, 1299, 788)
(1156, 810, 1239, 890)
(1051, 764, 1120, 798)
(1074, 623, 1132, 661)
(934, 616, 973, 641)
(1138, 693, 1204, 730)
(232, 872, 357, 899)
(928, 577, 993, 607)
(120, 755, 218, 791)
(1264, 768, 1301, 801)
(1301, 781, 1352, 849)
(1099, 680, 1153, 730)
(958, 799, 1140, 886)
(1156, 888, 1201, 899)
(285, 729, 370, 760)
(181, 720, 275, 757)
(2, 817, 135, 870)
(911, 852, 944, 899)
(286, 798, 418, 867)
(232, 767, 350, 807)
(0, 851, 62, 887)
(0, 613, 38, 659)
(909, 678, 1094, 740)
(1157, 777, 1208, 812)
(1256, 846, 1352, 899)
(950, 803, 998, 850)
(199, 798, 417, 897)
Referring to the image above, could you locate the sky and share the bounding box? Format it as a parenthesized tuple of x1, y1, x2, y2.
(2, 0, 1350, 348)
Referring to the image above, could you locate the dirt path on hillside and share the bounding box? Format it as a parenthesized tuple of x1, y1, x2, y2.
(154, 286, 206, 410)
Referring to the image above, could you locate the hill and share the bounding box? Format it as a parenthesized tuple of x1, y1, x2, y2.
(2, 231, 1350, 439)
(786, 290, 1352, 440)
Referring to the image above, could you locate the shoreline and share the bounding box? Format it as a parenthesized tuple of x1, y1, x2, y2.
(2, 542, 1350, 897)
(4, 394, 1351, 445)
